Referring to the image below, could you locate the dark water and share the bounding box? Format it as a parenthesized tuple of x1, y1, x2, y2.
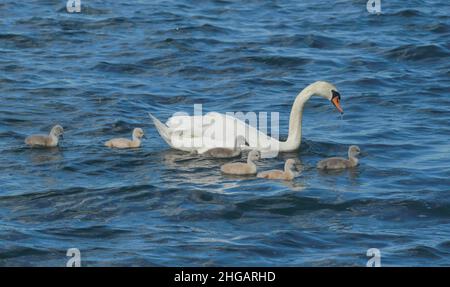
(0, 0, 449, 266)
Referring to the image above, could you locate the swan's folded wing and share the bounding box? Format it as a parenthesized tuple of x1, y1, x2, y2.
(164, 112, 281, 155)
(166, 115, 215, 138)
(209, 113, 280, 152)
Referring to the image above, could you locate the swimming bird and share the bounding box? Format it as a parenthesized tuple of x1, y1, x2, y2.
(203, 135, 247, 158)
(104, 128, 145, 149)
(25, 125, 64, 147)
(220, 150, 261, 175)
(257, 159, 298, 181)
(317, 145, 361, 170)
(149, 81, 343, 156)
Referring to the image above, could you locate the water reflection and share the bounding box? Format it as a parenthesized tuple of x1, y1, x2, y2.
(23, 147, 63, 165)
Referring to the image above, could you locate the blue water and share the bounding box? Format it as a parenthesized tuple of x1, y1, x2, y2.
(0, 0, 449, 266)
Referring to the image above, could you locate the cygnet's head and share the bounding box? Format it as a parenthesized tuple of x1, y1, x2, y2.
(348, 145, 361, 157)
(248, 150, 261, 161)
(133, 128, 145, 139)
(310, 81, 343, 114)
(50, 125, 64, 138)
(285, 159, 297, 170)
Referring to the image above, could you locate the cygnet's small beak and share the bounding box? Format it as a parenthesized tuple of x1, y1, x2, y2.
(142, 134, 147, 139)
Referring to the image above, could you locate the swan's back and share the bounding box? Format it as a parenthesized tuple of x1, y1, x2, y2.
(166, 112, 280, 154)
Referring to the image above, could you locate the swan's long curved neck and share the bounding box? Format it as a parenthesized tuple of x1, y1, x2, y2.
(279, 86, 315, 152)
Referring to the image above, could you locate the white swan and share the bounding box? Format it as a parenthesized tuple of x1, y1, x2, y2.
(221, 150, 261, 175)
(149, 81, 343, 156)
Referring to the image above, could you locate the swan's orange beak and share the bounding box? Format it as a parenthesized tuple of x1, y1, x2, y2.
(331, 91, 344, 114)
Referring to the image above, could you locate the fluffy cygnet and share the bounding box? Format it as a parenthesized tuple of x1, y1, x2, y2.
(317, 145, 361, 170)
(203, 135, 247, 158)
(257, 159, 298, 181)
(105, 128, 145, 149)
(25, 125, 64, 147)
(220, 150, 261, 175)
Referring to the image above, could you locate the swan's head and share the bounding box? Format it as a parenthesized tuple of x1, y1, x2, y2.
(133, 128, 146, 139)
(248, 150, 261, 161)
(311, 81, 343, 114)
(348, 145, 361, 157)
(50, 125, 64, 138)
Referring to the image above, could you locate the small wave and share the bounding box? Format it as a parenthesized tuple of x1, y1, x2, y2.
(384, 44, 449, 61)
(0, 77, 18, 84)
(42, 225, 130, 239)
(403, 245, 442, 259)
(90, 17, 136, 28)
(2, 64, 26, 72)
(269, 34, 341, 49)
(168, 23, 234, 35)
(239, 77, 294, 87)
(224, 55, 311, 68)
(0, 246, 49, 260)
(437, 241, 450, 251)
(93, 61, 146, 74)
(340, 77, 388, 87)
(425, 23, 449, 33)
(15, 17, 58, 28)
(0, 33, 42, 48)
(138, 55, 175, 68)
(235, 194, 450, 218)
(389, 9, 425, 17)
(57, 17, 137, 30)
(57, 5, 111, 15)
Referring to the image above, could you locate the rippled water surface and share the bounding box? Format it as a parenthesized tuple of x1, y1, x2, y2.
(0, 0, 449, 266)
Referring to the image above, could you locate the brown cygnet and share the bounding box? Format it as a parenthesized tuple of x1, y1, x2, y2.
(257, 159, 298, 181)
(203, 135, 247, 158)
(25, 125, 64, 148)
(220, 150, 261, 175)
(317, 145, 361, 170)
(105, 128, 145, 149)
